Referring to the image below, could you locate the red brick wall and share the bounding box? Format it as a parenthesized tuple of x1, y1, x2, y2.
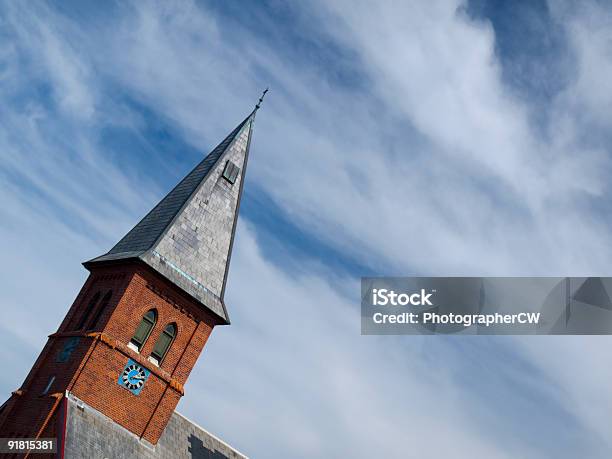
(0, 262, 218, 446)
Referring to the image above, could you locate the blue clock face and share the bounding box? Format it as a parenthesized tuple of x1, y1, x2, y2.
(56, 337, 80, 363)
(118, 359, 150, 395)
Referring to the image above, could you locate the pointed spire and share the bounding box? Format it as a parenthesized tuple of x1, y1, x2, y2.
(85, 110, 258, 324)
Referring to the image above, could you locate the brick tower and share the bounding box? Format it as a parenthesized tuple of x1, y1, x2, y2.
(0, 102, 262, 456)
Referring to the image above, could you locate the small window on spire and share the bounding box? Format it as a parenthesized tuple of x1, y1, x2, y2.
(222, 161, 240, 184)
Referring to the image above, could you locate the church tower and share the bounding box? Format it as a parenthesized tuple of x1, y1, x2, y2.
(0, 101, 262, 452)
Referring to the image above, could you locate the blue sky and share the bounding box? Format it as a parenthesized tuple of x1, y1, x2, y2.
(1, 1, 612, 457)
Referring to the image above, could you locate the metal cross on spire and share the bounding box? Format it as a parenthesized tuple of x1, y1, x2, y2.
(255, 88, 269, 110)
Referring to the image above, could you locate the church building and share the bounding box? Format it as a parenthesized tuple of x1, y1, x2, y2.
(0, 97, 265, 458)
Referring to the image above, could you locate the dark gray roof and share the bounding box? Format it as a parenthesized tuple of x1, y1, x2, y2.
(96, 114, 251, 258)
(63, 392, 248, 458)
(85, 110, 256, 324)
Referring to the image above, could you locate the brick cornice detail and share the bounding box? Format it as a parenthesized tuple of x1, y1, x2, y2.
(50, 330, 186, 396)
(48, 331, 87, 338)
(77, 331, 185, 396)
(168, 379, 184, 394)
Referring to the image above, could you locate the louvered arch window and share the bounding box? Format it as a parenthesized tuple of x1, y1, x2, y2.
(88, 290, 112, 330)
(76, 291, 101, 330)
(130, 309, 157, 352)
(150, 323, 177, 364)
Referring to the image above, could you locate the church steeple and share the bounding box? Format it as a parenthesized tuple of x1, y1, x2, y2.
(0, 102, 264, 448)
(85, 108, 258, 324)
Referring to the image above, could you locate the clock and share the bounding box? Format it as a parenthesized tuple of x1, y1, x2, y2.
(118, 359, 150, 395)
(56, 337, 80, 363)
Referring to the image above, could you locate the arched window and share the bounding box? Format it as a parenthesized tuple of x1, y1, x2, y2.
(88, 290, 112, 330)
(150, 323, 177, 365)
(75, 292, 101, 330)
(129, 309, 157, 352)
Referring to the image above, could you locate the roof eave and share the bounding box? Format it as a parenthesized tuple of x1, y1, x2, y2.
(82, 254, 230, 326)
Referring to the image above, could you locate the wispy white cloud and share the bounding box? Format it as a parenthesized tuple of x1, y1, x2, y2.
(188, 223, 544, 458)
(548, 0, 612, 130)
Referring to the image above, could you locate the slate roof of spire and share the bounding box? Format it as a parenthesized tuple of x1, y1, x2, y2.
(84, 109, 258, 324)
